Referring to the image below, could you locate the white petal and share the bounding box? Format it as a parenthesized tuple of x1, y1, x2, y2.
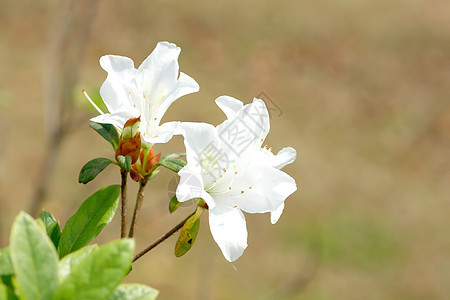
(100, 54, 135, 73)
(179, 122, 220, 163)
(233, 165, 297, 214)
(138, 41, 180, 73)
(241, 98, 270, 145)
(155, 72, 200, 121)
(141, 121, 180, 144)
(271, 147, 297, 169)
(176, 165, 216, 209)
(209, 206, 248, 262)
(99, 55, 137, 113)
(90, 109, 139, 129)
(137, 42, 199, 140)
(216, 98, 270, 155)
(254, 147, 297, 169)
(138, 42, 180, 105)
(215, 95, 243, 119)
(270, 203, 285, 224)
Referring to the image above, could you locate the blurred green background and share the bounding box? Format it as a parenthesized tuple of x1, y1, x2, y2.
(0, 0, 448, 299)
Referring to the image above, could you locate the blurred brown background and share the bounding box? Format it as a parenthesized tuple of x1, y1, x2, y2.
(0, 0, 449, 299)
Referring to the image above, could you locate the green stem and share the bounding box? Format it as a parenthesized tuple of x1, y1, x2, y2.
(132, 211, 196, 263)
(128, 179, 147, 238)
(120, 170, 128, 238)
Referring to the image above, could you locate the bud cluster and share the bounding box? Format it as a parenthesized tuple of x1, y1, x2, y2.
(115, 116, 161, 182)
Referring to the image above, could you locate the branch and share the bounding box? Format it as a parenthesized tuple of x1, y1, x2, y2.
(133, 211, 195, 263)
(120, 170, 128, 238)
(128, 180, 147, 238)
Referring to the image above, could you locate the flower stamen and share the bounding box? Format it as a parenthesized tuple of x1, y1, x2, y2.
(83, 90, 104, 115)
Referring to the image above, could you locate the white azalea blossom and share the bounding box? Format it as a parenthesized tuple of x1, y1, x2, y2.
(89, 41, 199, 144)
(176, 96, 297, 262)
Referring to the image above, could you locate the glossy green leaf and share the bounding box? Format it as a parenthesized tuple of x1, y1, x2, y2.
(168, 196, 182, 214)
(10, 212, 59, 300)
(79, 158, 113, 184)
(160, 152, 185, 161)
(0, 248, 12, 277)
(89, 122, 119, 150)
(174, 207, 204, 257)
(58, 185, 120, 257)
(117, 155, 132, 172)
(53, 239, 134, 300)
(58, 245, 98, 282)
(38, 210, 61, 248)
(108, 284, 159, 300)
(158, 159, 186, 173)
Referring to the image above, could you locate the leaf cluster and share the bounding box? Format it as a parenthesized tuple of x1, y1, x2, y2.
(0, 185, 158, 300)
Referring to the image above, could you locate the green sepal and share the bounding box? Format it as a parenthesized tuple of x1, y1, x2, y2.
(174, 207, 204, 257)
(58, 185, 120, 257)
(168, 196, 182, 214)
(10, 212, 59, 300)
(79, 158, 113, 184)
(37, 210, 61, 249)
(108, 284, 159, 300)
(117, 155, 132, 172)
(89, 122, 119, 150)
(157, 159, 186, 173)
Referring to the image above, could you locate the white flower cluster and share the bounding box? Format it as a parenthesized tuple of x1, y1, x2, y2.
(91, 41, 297, 262)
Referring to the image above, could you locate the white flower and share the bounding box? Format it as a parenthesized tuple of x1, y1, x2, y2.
(176, 96, 297, 262)
(89, 41, 199, 144)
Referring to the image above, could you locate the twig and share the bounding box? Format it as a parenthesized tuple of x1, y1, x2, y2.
(120, 171, 128, 238)
(30, 131, 62, 217)
(30, 0, 101, 216)
(133, 211, 195, 263)
(128, 180, 147, 238)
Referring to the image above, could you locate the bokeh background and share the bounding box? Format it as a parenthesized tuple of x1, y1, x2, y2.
(0, 0, 449, 299)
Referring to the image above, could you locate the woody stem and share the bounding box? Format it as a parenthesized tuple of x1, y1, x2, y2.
(132, 211, 195, 263)
(128, 179, 147, 238)
(120, 170, 128, 238)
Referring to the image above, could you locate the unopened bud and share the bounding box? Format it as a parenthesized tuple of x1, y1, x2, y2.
(146, 152, 161, 173)
(140, 147, 161, 173)
(116, 117, 142, 164)
(121, 116, 141, 139)
(130, 164, 143, 182)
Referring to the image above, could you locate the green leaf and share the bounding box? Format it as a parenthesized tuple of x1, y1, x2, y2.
(174, 207, 204, 257)
(58, 185, 120, 257)
(108, 284, 159, 300)
(0, 281, 18, 300)
(58, 245, 98, 282)
(117, 156, 132, 172)
(10, 212, 59, 300)
(157, 159, 186, 173)
(0, 247, 14, 294)
(160, 152, 185, 161)
(0, 248, 12, 277)
(168, 196, 182, 214)
(38, 210, 61, 248)
(79, 158, 113, 184)
(53, 239, 134, 300)
(89, 122, 119, 150)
